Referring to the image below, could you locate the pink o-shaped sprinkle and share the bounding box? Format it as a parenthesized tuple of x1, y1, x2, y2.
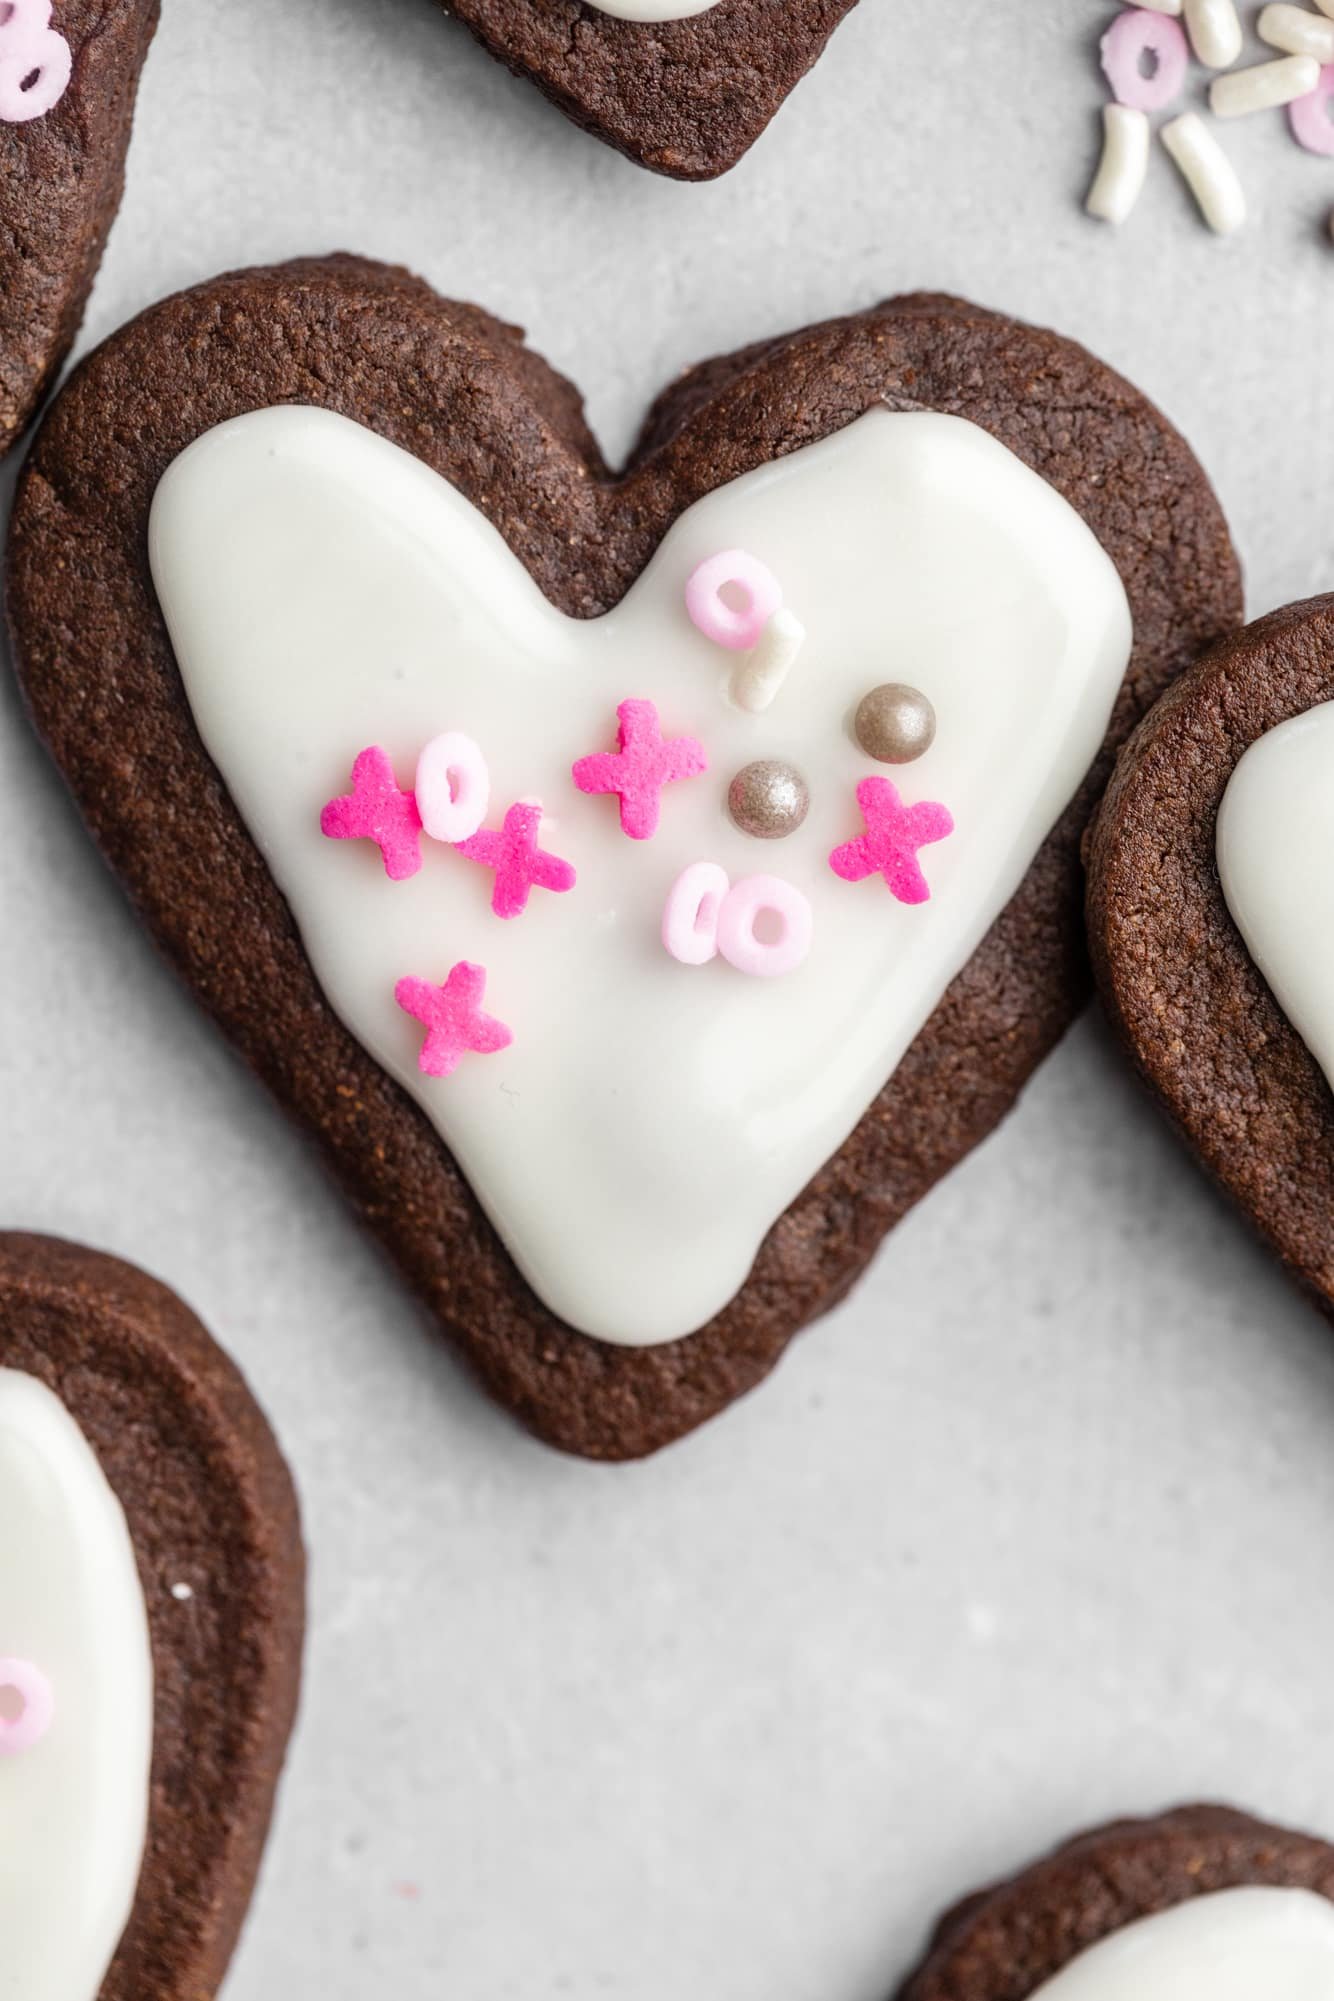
(0, 0, 54, 43)
(717, 874, 813, 979)
(0, 1658, 54, 1754)
(1099, 8, 1188, 113)
(415, 731, 490, 845)
(662, 861, 729, 966)
(685, 550, 783, 654)
(0, 5, 72, 124)
(1289, 64, 1334, 156)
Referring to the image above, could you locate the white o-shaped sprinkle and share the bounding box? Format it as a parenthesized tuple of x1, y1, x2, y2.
(1210, 52, 1320, 116)
(716, 875, 813, 979)
(1259, 3, 1334, 59)
(415, 732, 490, 845)
(662, 862, 730, 966)
(1161, 113, 1246, 234)
(1087, 105, 1151, 225)
(1184, 0, 1243, 67)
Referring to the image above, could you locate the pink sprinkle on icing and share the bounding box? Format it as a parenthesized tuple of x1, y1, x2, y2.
(1290, 64, 1334, 156)
(662, 864, 812, 978)
(571, 698, 708, 841)
(717, 875, 813, 978)
(662, 861, 729, 966)
(395, 962, 513, 1077)
(415, 732, 490, 845)
(685, 549, 783, 653)
(1100, 8, 1189, 114)
(0, 0, 72, 123)
(456, 801, 576, 918)
(829, 776, 954, 905)
(320, 746, 423, 881)
(0, 1658, 54, 1754)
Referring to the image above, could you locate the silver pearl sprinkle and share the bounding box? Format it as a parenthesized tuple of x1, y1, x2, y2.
(855, 683, 936, 765)
(727, 759, 810, 840)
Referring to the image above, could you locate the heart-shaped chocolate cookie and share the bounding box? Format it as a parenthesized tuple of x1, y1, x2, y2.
(5, 260, 1240, 1458)
(897, 1806, 1334, 1999)
(0, 1232, 304, 2000)
(439, 0, 860, 178)
(1087, 596, 1334, 1312)
(0, 0, 159, 463)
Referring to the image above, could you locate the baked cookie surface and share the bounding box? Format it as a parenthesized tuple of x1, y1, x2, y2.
(439, 0, 860, 179)
(1088, 596, 1334, 1313)
(0, 1231, 304, 2000)
(5, 261, 1241, 1457)
(0, 0, 158, 461)
(897, 1805, 1334, 2000)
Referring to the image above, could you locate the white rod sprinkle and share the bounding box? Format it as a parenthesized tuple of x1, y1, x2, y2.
(1087, 105, 1151, 226)
(1161, 113, 1247, 234)
(1210, 53, 1320, 116)
(1184, 0, 1244, 67)
(730, 607, 806, 715)
(1258, 4, 1334, 61)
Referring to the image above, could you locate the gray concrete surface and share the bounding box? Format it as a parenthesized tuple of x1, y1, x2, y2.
(2, 2, 1333, 1994)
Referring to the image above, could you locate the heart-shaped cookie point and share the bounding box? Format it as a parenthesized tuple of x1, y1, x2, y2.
(897, 1807, 1334, 2001)
(7, 263, 1241, 1455)
(0, 1234, 304, 1999)
(1087, 595, 1334, 1315)
(0, 0, 159, 461)
(439, 0, 862, 179)
(148, 401, 1133, 1347)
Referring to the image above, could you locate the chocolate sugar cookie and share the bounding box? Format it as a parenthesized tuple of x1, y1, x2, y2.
(1087, 595, 1334, 1313)
(5, 262, 1241, 1458)
(439, 0, 860, 179)
(0, 1233, 304, 1998)
(0, 0, 159, 462)
(897, 1805, 1334, 2000)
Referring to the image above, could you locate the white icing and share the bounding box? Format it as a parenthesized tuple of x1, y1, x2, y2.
(1217, 699, 1334, 1096)
(149, 404, 1132, 1345)
(583, 0, 720, 19)
(1029, 1886, 1334, 1999)
(0, 1368, 154, 2001)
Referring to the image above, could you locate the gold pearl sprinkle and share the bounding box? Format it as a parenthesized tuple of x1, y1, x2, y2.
(727, 759, 810, 840)
(855, 684, 936, 764)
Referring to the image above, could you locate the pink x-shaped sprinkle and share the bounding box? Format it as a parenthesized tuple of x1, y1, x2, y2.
(320, 746, 423, 881)
(456, 801, 576, 919)
(829, 776, 954, 905)
(395, 962, 513, 1077)
(571, 698, 708, 841)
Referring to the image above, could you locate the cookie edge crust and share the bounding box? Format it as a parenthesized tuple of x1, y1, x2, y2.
(894, 1804, 1334, 2001)
(1086, 596, 1334, 1317)
(442, 0, 862, 181)
(0, 0, 161, 461)
(0, 1230, 305, 1999)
